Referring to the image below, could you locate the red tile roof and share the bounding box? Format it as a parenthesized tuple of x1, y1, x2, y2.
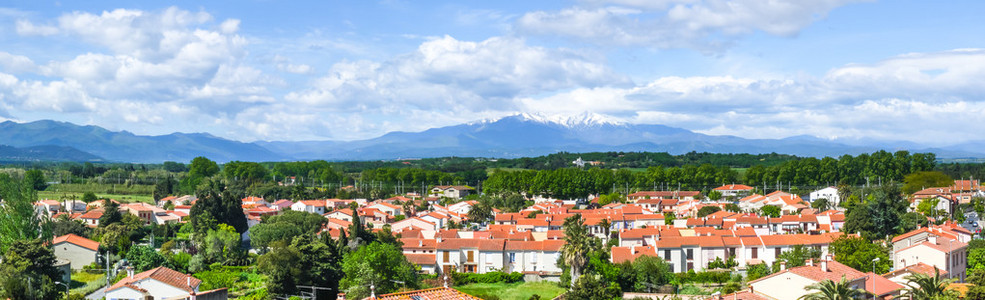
(108, 267, 201, 293)
(714, 184, 754, 191)
(404, 254, 436, 266)
(864, 272, 904, 296)
(376, 287, 481, 300)
(52, 234, 100, 251)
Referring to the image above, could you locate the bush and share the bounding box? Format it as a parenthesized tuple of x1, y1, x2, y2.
(451, 271, 524, 285)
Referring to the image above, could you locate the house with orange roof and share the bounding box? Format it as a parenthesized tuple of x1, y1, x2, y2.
(375, 287, 480, 300)
(391, 217, 438, 232)
(291, 199, 327, 214)
(893, 227, 968, 282)
(447, 200, 478, 215)
(52, 234, 100, 269)
(77, 209, 104, 227)
(106, 266, 226, 300)
(436, 238, 506, 274)
(504, 240, 565, 276)
(713, 184, 755, 198)
(627, 191, 703, 202)
(747, 255, 868, 300)
(367, 201, 404, 216)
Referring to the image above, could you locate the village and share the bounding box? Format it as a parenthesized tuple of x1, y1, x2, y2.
(37, 176, 985, 300)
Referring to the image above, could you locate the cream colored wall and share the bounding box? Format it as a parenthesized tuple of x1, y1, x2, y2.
(750, 272, 819, 300)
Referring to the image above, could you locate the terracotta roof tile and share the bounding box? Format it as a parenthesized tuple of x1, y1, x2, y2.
(52, 234, 100, 251)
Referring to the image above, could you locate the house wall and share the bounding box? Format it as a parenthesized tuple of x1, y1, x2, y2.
(53, 242, 97, 269)
(106, 287, 146, 300)
(751, 273, 859, 300)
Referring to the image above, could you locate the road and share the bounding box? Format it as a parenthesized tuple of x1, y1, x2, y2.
(961, 211, 980, 234)
(86, 287, 106, 300)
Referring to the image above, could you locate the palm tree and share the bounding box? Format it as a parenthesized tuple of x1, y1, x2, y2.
(598, 218, 612, 240)
(561, 214, 590, 287)
(798, 276, 867, 300)
(898, 267, 958, 300)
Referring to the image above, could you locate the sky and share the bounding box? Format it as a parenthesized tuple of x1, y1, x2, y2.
(0, 1, 983, 144)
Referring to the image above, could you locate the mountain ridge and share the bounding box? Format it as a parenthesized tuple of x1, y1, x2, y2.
(0, 116, 982, 163)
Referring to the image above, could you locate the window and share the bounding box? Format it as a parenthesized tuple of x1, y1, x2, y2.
(443, 251, 450, 263)
(509, 253, 516, 263)
(728, 248, 736, 258)
(467, 251, 474, 263)
(687, 262, 694, 271)
(751, 247, 758, 259)
(686, 249, 693, 260)
(665, 250, 671, 260)
(775, 248, 781, 257)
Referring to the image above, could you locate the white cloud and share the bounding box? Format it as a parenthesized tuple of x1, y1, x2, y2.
(286, 35, 629, 112)
(516, 0, 865, 50)
(0, 52, 38, 73)
(15, 19, 58, 36)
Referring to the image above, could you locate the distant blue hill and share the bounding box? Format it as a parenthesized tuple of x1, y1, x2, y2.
(257, 113, 985, 161)
(1, 115, 981, 163)
(0, 144, 103, 162)
(0, 120, 284, 163)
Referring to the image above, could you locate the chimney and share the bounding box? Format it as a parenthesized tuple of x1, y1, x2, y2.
(821, 258, 828, 272)
(437, 235, 443, 243)
(128, 267, 134, 278)
(929, 235, 938, 244)
(779, 261, 786, 271)
(631, 244, 636, 254)
(419, 240, 423, 247)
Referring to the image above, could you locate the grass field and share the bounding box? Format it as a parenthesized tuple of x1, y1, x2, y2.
(454, 281, 566, 300)
(70, 272, 106, 296)
(40, 183, 156, 203)
(39, 191, 155, 204)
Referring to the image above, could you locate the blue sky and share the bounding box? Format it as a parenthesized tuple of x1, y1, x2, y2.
(1, 1, 983, 144)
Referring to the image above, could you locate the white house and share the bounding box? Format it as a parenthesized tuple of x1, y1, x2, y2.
(809, 186, 840, 207)
(430, 186, 475, 199)
(106, 267, 227, 300)
(436, 238, 506, 274)
(291, 200, 326, 214)
(504, 240, 564, 275)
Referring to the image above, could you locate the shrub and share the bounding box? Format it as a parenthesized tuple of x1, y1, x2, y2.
(451, 271, 524, 285)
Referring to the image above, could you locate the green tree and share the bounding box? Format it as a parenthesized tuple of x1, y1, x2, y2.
(153, 175, 176, 201)
(0, 177, 51, 253)
(561, 214, 591, 287)
(98, 199, 123, 227)
(189, 156, 220, 178)
(968, 248, 985, 271)
(697, 206, 722, 218)
(632, 255, 673, 292)
(81, 191, 98, 204)
(258, 240, 302, 296)
(773, 245, 821, 272)
(126, 245, 172, 272)
(24, 169, 47, 191)
(966, 268, 985, 299)
(250, 222, 303, 253)
(708, 190, 723, 201)
(760, 205, 781, 218)
(339, 242, 418, 300)
(200, 224, 244, 265)
(263, 211, 328, 234)
(466, 201, 493, 225)
(902, 171, 953, 195)
(51, 214, 89, 237)
(828, 235, 891, 274)
(899, 268, 958, 300)
(723, 203, 741, 212)
(0, 239, 64, 300)
(190, 179, 248, 234)
(798, 276, 868, 300)
(746, 263, 771, 281)
(811, 198, 831, 211)
(566, 274, 621, 299)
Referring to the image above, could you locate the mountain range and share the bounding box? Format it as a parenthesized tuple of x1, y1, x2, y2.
(0, 114, 982, 163)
